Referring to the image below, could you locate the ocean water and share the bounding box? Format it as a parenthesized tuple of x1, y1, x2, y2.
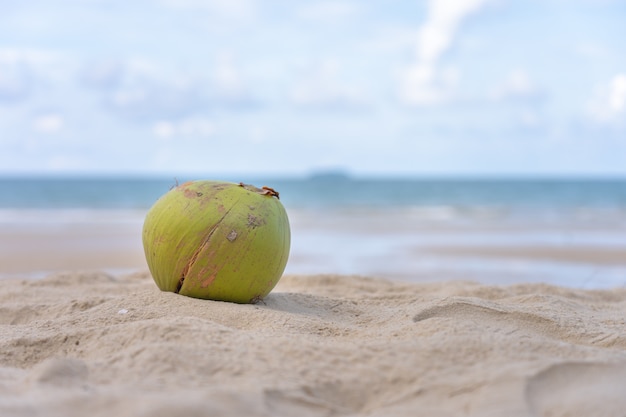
(2, 176, 626, 211)
(1, 176, 626, 288)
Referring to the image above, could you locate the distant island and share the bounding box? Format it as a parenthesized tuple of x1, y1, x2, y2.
(306, 169, 351, 181)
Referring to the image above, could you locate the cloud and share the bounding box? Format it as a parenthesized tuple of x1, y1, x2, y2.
(0, 47, 70, 81)
(0, 70, 28, 102)
(212, 52, 254, 104)
(32, 113, 64, 133)
(608, 74, 626, 112)
(81, 59, 187, 122)
(398, 0, 491, 105)
(0, 52, 31, 102)
(296, 1, 359, 22)
(152, 117, 215, 139)
(490, 69, 545, 103)
(106, 82, 208, 122)
(576, 41, 612, 59)
(158, 0, 256, 21)
(587, 73, 626, 125)
(152, 121, 175, 138)
(97, 56, 259, 123)
(0, 48, 57, 65)
(81, 60, 124, 89)
(289, 59, 369, 111)
(0, 47, 73, 103)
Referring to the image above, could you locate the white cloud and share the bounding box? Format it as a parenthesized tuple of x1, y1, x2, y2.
(0, 50, 32, 101)
(0, 47, 72, 86)
(153, 121, 175, 139)
(81, 60, 124, 89)
(519, 109, 541, 129)
(33, 114, 64, 133)
(0, 48, 57, 66)
(0, 71, 27, 101)
(398, 0, 491, 105)
(179, 118, 215, 136)
(490, 69, 543, 102)
(99, 55, 259, 122)
(158, 0, 256, 21)
(213, 52, 247, 99)
(608, 74, 626, 112)
(296, 1, 359, 22)
(152, 117, 215, 139)
(587, 73, 626, 125)
(576, 41, 612, 59)
(249, 126, 265, 144)
(366, 27, 419, 54)
(290, 59, 369, 110)
(106, 78, 207, 122)
(0, 47, 79, 106)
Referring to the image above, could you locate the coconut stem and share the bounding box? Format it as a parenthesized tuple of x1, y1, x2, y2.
(238, 183, 280, 199)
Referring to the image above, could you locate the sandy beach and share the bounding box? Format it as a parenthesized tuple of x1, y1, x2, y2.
(2, 208, 626, 416)
(1, 269, 626, 416)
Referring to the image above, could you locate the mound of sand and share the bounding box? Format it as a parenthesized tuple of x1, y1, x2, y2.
(1, 272, 626, 416)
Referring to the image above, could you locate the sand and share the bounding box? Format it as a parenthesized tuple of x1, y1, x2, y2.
(0, 214, 146, 275)
(425, 245, 626, 266)
(2, 271, 626, 417)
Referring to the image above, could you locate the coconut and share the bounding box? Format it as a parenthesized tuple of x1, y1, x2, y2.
(142, 180, 290, 303)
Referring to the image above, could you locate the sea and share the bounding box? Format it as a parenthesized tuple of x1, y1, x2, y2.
(1, 175, 626, 288)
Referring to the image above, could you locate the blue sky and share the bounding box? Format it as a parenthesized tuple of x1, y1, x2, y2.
(0, 0, 625, 177)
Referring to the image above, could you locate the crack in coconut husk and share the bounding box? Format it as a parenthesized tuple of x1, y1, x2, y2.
(175, 203, 239, 294)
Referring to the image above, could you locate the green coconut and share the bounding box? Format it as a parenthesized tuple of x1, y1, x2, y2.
(142, 180, 290, 303)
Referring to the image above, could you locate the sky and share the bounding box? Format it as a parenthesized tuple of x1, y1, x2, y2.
(0, 0, 625, 178)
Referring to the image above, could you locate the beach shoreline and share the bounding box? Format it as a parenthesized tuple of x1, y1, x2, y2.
(2, 208, 625, 288)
